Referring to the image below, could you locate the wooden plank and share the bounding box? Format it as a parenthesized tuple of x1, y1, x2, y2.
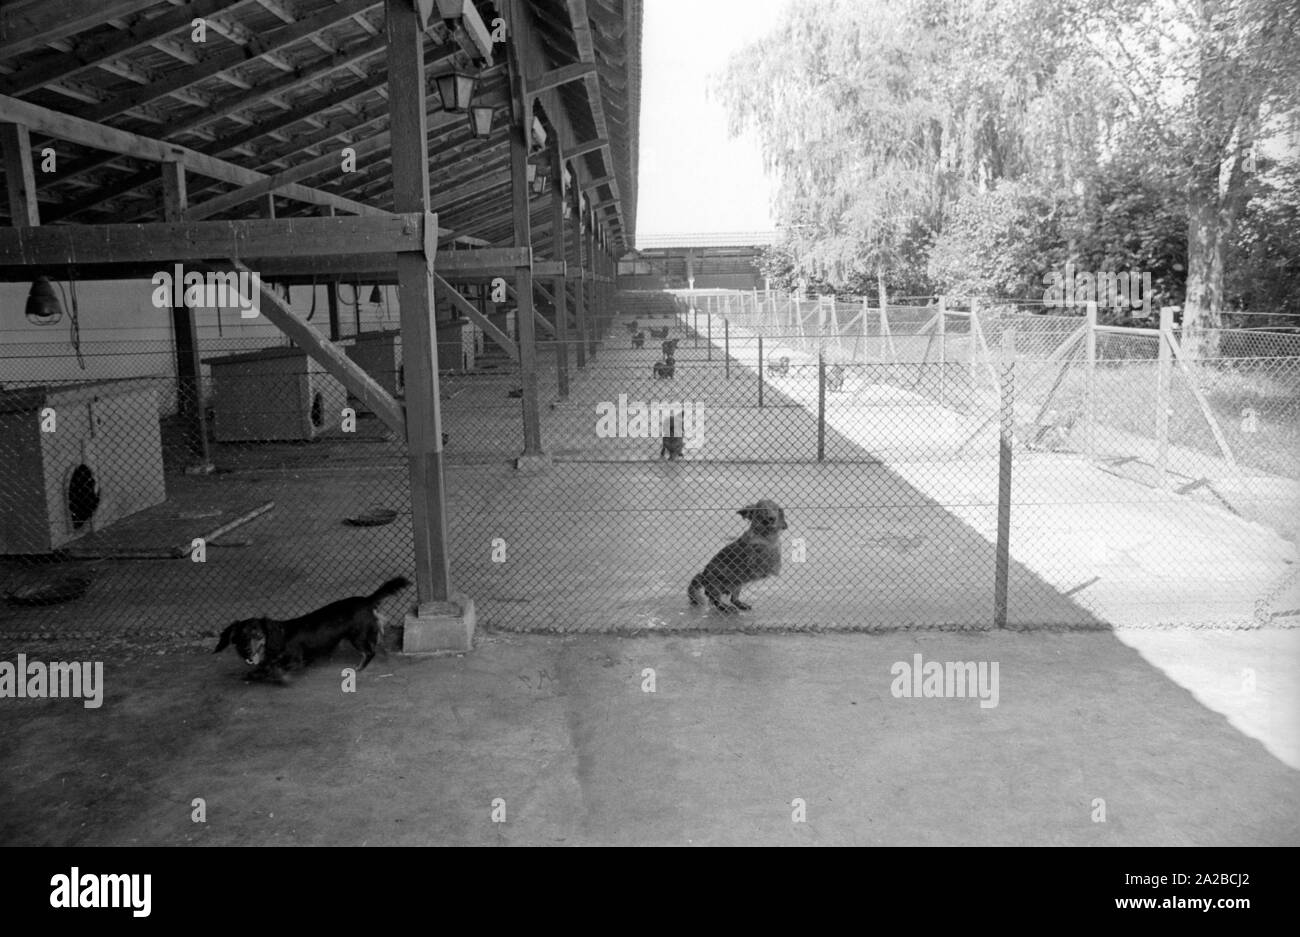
(434, 273, 518, 362)
(0, 0, 258, 97)
(186, 133, 395, 220)
(0, 122, 39, 225)
(526, 62, 596, 97)
(550, 135, 569, 398)
(0, 214, 430, 265)
(0, 94, 387, 217)
(566, 136, 609, 159)
(434, 168, 511, 209)
(0, 0, 158, 60)
(216, 259, 405, 434)
(386, 0, 451, 604)
(76, 0, 381, 125)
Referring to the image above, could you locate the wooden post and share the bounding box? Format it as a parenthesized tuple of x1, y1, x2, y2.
(586, 208, 597, 358)
(1084, 300, 1098, 457)
(386, 0, 451, 604)
(994, 327, 1015, 629)
(1, 122, 40, 225)
(1155, 305, 1173, 488)
(758, 335, 764, 409)
(707, 309, 712, 361)
(509, 93, 542, 454)
(571, 177, 586, 368)
(725, 318, 730, 379)
(160, 159, 212, 470)
(550, 142, 569, 399)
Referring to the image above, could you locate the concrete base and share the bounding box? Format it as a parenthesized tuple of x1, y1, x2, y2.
(514, 452, 552, 474)
(402, 593, 475, 653)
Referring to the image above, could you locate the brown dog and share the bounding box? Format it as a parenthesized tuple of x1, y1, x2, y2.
(687, 500, 788, 613)
(214, 576, 409, 679)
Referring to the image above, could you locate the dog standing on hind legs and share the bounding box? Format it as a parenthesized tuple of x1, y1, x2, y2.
(688, 501, 788, 613)
(659, 410, 685, 461)
(214, 576, 410, 680)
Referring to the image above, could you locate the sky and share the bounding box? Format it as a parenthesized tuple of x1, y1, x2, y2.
(634, 0, 785, 243)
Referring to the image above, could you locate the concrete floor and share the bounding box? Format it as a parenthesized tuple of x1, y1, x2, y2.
(1, 627, 1297, 846)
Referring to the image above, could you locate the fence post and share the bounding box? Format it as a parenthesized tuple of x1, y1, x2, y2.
(1084, 300, 1098, 457)
(937, 295, 947, 408)
(707, 311, 713, 361)
(725, 318, 730, 379)
(1155, 304, 1173, 488)
(994, 327, 1015, 630)
(694, 301, 700, 348)
(758, 335, 764, 409)
(817, 350, 826, 462)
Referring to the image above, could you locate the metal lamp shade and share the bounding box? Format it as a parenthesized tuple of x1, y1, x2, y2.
(25, 276, 63, 324)
(435, 71, 476, 113)
(468, 105, 494, 138)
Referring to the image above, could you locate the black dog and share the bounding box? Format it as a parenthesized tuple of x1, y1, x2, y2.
(653, 355, 675, 379)
(632, 331, 645, 349)
(661, 338, 679, 357)
(688, 501, 788, 613)
(215, 576, 410, 679)
(648, 326, 670, 340)
(659, 410, 685, 461)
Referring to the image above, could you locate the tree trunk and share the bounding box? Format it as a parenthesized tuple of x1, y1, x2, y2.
(1183, 172, 1223, 358)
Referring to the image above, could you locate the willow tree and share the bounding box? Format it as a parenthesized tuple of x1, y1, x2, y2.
(713, 0, 952, 297)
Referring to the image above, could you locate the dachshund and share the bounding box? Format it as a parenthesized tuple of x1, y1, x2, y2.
(214, 576, 410, 680)
(632, 331, 645, 349)
(652, 355, 675, 379)
(688, 501, 788, 614)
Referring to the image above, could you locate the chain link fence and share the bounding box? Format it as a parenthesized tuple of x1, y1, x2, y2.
(3, 288, 1297, 640)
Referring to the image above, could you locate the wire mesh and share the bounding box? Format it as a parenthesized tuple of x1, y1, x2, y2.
(2, 288, 1297, 640)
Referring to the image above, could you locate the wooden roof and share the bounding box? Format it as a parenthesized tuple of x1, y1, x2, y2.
(0, 0, 641, 251)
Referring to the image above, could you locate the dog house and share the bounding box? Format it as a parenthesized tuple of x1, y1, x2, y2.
(205, 346, 347, 442)
(344, 329, 403, 397)
(436, 318, 474, 371)
(0, 381, 167, 554)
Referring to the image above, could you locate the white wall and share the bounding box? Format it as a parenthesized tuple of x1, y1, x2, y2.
(0, 277, 403, 412)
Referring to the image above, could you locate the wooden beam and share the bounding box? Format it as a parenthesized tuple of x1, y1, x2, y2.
(580, 174, 613, 191)
(0, 1, 261, 97)
(434, 168, 511, 209)
(1, 122, 40, 225)
(186, 133, 394, 220)
(386, 0, 452, 605)
(525, 62, 596, 97)
(0, 0, 159, 60)
(0, 214, 432, 266)
(508, 0, 542, 455)
(75, 0, 381, 125)
(566, 137, 609, 159)
(215, 259, 405, 434)
(433, 273, 518, 362)
(0, 94, 386, 217)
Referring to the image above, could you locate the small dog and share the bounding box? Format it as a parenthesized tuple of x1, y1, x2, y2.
(632, 331, 645, 349)
(768, 355, 791, 377)
(652, 355, 675, 379)
(649, 326, 670, 340)
(659, 410, 685, 461)
(688, 500, 788, 613)
(661, 338, 679, 357)
(625, 320, 639, 334)
(214, 576, 410, 679)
